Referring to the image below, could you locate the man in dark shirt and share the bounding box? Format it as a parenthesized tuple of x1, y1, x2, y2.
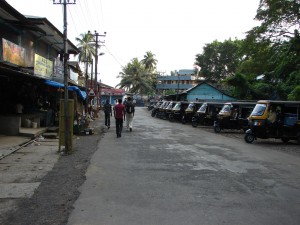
(103, 99, 112, 129)
(114, 98, 125, 138)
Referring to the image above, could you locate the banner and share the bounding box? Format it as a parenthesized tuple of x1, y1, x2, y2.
(2, 38, 26, 66)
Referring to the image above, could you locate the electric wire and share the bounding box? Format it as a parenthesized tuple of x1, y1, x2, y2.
(67, 7, 79, 37)
(103, 45, 125, 69)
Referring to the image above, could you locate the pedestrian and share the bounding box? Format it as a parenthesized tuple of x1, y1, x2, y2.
(103, 99, 112, 129)
(125, 96, 135, 132)
(113, 98, 125, 138)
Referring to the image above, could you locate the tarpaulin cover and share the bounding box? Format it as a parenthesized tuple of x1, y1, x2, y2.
(68, 86, 87, 100)
(44, 80, 87, 100)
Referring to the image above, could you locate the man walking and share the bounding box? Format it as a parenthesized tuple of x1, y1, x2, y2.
(103, 99, 112, 129)
(114, 98, 125, 138)
(125, 97, 135, 132)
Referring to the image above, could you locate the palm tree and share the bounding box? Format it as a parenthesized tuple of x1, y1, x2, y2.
(141, 51, 158, 72)
(75, 32, 96, 79)
(116, 58, 154, 95)
(141, 51, 159, 92)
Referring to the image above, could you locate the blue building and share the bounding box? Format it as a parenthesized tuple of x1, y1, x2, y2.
(180, 81, 236, 102)
(156, 69, 197, 94)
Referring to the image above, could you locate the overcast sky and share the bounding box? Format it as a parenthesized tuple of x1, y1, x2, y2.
(6, 0, 260, 87)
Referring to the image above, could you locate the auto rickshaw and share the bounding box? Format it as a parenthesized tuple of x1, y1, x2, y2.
(147, 101, 157, 111)
(214, 101, 255, 133)
(155, 101, 170, 119)
(192, 102, 224, 127)
(182, 102, 203, 124)
(151, 101, 163, 117)
(169, 101, 189, 122)
(244, 100, 300, 144)
(163, 101, 177, 120)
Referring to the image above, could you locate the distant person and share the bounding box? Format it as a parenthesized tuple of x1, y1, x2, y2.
(103, 99, 112, 129)
(125, 97, 135, 132)
(113, 98, 125, 138)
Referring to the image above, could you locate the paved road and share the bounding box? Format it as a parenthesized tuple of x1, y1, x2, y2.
(67, 107, 300, 225)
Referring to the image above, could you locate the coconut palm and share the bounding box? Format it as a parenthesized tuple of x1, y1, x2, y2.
(141, 51, 158, 72)
(117, 58, 154, 94)
(75, 32, 96, 76)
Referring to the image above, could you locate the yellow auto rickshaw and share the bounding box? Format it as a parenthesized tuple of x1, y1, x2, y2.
(214, 101, 256, 133)
(245, 100, 300, 144)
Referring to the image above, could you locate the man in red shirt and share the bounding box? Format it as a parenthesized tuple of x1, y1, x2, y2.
(113, 98, 125, 138)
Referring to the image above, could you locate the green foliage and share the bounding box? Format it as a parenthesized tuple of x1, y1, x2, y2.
(288, 86, 300, 100)
(194, 1, 300, 101)
(195, 39, 243, 82)
(165, 89, 176, 96)
(76, 32, 96, 63)
(116, 53, 158, 95)
(255, 0, 300, 42)
(222, 73, 251, 99)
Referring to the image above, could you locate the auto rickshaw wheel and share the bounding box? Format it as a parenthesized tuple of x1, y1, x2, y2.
(192, 121, 198, 127)
(214, 126, 221, 133)
(281, 137, 290, 143)
(244, 133, 255, 143)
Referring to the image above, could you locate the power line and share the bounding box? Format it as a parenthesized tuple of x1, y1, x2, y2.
(104, 45, 124, 68)
(67, 7, 79, 36)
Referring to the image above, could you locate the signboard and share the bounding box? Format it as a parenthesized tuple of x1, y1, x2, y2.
(2, 38, 26, 66)
(34, 54, 53, 78)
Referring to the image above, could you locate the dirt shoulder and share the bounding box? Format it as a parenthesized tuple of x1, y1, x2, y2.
(1, 118, 105, 225)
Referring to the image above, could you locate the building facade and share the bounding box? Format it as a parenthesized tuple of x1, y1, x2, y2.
(181, 82, 236, 102)
(0, 1, 83, 135)
(156, 69, 198, 95)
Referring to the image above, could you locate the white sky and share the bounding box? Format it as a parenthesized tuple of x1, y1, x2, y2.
(6, 0, 260, 87)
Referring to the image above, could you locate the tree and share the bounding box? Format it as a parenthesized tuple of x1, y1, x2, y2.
(141, 51, 158, 72)
(288, 85, 300, 100)
(222, 73, 252, 99)
(116, 58, 154, 95)
(253, 0, 300, 42)
(195, 39, 243, 82)
(76, 32, 95, 63)
(236, 0, 300, 100)
(75, 32, 96, 79)
(141, 51, 159, 91)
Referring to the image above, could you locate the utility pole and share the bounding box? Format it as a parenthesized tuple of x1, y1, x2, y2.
(53, 0, 76, 153)
(89, 30, 106, 108)
(83, 60, 89, 114)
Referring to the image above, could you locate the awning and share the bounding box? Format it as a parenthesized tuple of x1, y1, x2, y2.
(68, 86, 87, 100)
(44, 80, 87, 100)
(45, 79, 64, 88)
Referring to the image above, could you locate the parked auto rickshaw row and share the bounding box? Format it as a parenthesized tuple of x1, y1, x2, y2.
(148, 100, 300, 145)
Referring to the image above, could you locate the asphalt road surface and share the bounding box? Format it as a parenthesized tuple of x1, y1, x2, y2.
(67, 107, 300, 225)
